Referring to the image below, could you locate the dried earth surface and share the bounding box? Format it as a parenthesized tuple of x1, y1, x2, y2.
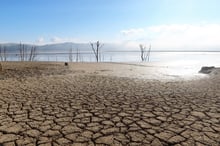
(0, 62, 219, 146)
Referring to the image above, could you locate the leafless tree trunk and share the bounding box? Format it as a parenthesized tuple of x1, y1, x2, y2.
(0, 45, 8, 61)
(76, 48, 79, 62)
(90, 41, 104, 62)
(69, 48, 73, 62)
(0, 63, 1, 72)
(19, 43, 37, 61)
(139, 44, 151, 62)
(0, 45, 2, 71)
(32, 46, 37, 61)
(0, 45, 3, 61)
(139, 44, 147, 61)
(147, 44, 151, 62)
(28, 46, 37, 61)
(19, 43, 25, 61)
(69, 48, 81, 62)
(3, 46, 7, 61)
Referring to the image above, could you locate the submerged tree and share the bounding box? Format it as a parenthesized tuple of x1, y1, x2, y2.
(29, 46, 37, 61)
(147, 44, 151, 62)
(0, 62, 2, 72)
(19, 43, 37, 61)
(75, 48, 80, 62)
(69, 47, 81, 62)
(0, 45, 4, 71)
(69, 48, 73, 62)
(90, 41, 104, 62)
(0, 45, 7, 61)
(139, 44, 151, 62)
(139, 44, 147, 61)
(19, 43, 26, 61)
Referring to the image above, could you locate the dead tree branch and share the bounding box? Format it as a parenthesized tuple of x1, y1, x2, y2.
(90, 41, 104, 62)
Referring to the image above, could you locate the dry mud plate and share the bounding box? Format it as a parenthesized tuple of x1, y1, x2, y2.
(0, 62, 220, 146)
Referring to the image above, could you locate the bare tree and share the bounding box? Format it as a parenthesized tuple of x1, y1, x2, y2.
(0, 63, 1, 72)
(147, 44, 151, 62)
(3, 46, 7, 61)
(139, 44, 151, 62)
(0, 46, 7, 61)
(0, 45, 3, 61)
(0, 49, 2, 70)
(19, 43, 37, 61)
(76, 48, 80, 62)
(69, 48, 73, 62)
(90, 41, 104, 62)
(19, 43, 25, 61)
(69, 48, 82, 62)
(28, 46, 37, 61)
(139, 44, 147, 61)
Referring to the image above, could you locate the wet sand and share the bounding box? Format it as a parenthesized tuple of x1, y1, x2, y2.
(0, 62, 219, 146)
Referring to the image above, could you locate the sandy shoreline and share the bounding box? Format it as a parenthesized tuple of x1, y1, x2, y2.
(0, 62, 219, 146)
(0, 61, 207, 80)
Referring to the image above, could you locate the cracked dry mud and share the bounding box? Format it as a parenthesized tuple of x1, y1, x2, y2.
(0, 62, 220, 146)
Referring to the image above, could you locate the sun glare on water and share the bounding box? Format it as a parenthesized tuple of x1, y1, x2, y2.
(156, 60, 207, 79)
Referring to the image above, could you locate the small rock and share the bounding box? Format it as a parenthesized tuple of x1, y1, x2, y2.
(199, 66, 215, 74)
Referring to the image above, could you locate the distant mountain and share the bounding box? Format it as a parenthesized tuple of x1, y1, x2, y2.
(0, 43, 34, 53)
(0, 42, 129, 53)
(1, 42, 220, 53)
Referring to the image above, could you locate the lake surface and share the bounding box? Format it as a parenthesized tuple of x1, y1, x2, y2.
(4, 51, 220, 64)
(3, 51, 220, 67)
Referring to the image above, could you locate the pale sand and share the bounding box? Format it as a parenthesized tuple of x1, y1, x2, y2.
(0, 62, 219, 146)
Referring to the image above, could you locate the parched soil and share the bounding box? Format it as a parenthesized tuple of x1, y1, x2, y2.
(0, 62, 219, 146)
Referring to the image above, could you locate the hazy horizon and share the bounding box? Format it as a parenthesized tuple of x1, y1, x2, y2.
(1, 42, 220, 52)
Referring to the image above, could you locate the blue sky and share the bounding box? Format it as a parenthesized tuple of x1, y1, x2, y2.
(1, 0, 220, 49)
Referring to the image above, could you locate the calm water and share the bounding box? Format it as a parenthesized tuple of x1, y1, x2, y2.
(3, 51, 220, 66)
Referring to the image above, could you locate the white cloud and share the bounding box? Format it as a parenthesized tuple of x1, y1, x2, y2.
(36, 37, 45, 44)
(50, 36, 63, 43)
(121, 28, 145, 36)
(49, 36, 90, 44)
(120, 23, 220, 50)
